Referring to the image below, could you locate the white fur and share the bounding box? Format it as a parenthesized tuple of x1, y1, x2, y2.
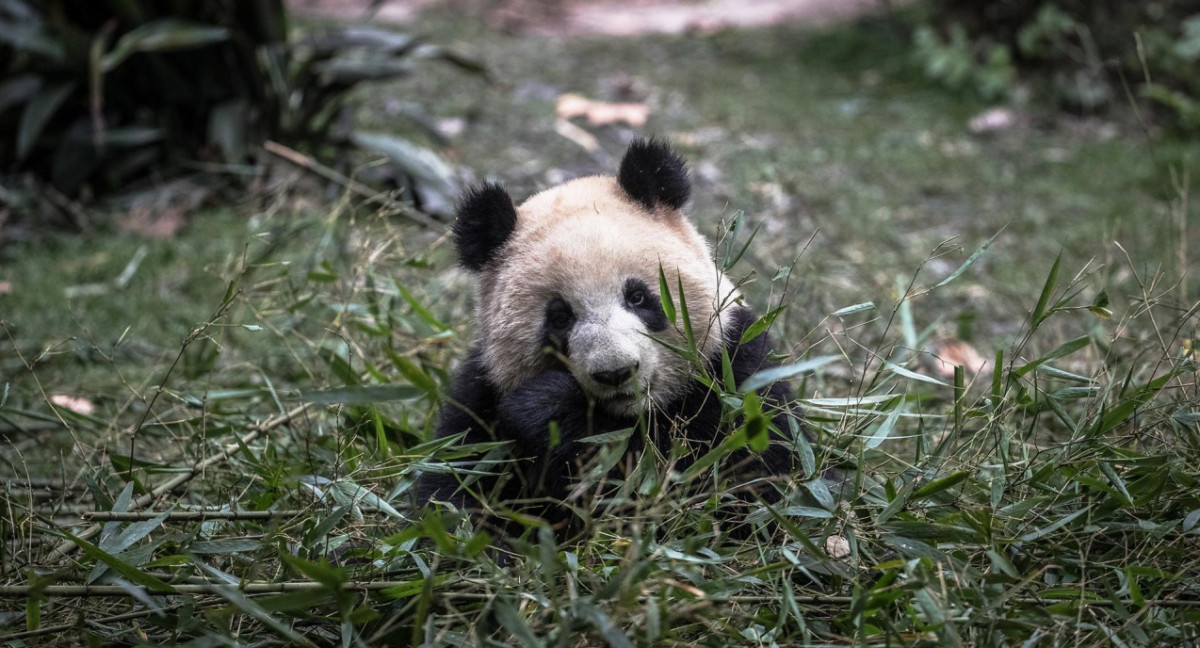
(474, 176, 739, 414)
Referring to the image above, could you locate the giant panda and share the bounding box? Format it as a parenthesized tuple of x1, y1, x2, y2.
(414, 138, 813, 533)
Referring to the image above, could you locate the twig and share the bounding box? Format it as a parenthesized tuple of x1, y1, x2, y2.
(0, 599, 228, 641)
(0, 581, 410, 597)
(42, 403, 313, 564)
(263, 140, 444, 230)
(81, 510, 304, 521)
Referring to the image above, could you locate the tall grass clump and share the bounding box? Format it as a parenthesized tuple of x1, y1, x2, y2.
(0, 195, 1197, 646)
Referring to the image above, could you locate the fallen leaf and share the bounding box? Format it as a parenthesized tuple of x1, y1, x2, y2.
(554, 118, 600, 152)
(968, 107, 1017, 134)
(825, 535, 851, 559)
(556, 92, 649, 127)
(926, 339, 991, 378)
(50, 394, 96, 416)
(118, 205, 185, 240)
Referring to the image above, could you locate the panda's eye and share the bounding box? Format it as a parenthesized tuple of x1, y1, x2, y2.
(626, 289, 646, 308)
(545, 298, 574, 332)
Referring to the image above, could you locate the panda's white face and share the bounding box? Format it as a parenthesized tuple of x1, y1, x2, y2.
(540, 272, 666, 415)
(474, 176, 739, 415)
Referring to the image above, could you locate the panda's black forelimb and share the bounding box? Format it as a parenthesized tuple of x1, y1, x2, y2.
(494, 369, 623, 501)
(414, 306, 814, 525)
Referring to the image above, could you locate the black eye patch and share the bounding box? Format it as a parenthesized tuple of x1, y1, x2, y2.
(622, 277, 668, 332)
(543, 297, 575, 356)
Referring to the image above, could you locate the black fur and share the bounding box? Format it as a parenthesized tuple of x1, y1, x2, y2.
(453, 183, 518, 271)
(412, 306, 806, 532)
(622, 277, 669, 332)
(617, 138, 690, 211)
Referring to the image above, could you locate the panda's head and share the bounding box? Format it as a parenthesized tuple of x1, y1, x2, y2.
(453, 139, 739, 415)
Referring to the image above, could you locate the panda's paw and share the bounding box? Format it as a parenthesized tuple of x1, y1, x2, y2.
(497, 370, 586, 434)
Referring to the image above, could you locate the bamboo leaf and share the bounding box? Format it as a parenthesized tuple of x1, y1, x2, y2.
(934, 230, 1000, 288)
(1013, 336, 1090, 378)
(832, 301, 876, 317)
(17, 81, 75, 161)
(57, 531, 174, 593)
(101, 20, 230, 72)
(739, 305, 787, 344)
(741, 355, 838, 393)
(657, 266, 676, 326)
(885, 361, 949, 387)
(1018, 505, 1092, 542)
(1031, 252, 1062, 328)
(298, 384, 424, 404)
(866, 403, 903, 449)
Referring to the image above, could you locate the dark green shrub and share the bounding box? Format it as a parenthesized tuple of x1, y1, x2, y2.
(915, 0, 1200, 128)
(0, 0, 478, 224)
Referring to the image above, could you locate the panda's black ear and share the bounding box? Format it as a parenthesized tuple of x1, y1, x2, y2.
(617, 137, 690, 212)
(453, 182, 518, 271)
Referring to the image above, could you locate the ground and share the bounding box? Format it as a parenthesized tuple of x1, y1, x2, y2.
(1, 3, 1198, 646)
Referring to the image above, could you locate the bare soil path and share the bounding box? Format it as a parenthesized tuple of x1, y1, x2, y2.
(289, 0, 903, 35)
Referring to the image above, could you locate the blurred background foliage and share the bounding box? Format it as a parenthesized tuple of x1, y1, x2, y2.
(0, 0, 479, 235)
(914, 0, 1200, 128)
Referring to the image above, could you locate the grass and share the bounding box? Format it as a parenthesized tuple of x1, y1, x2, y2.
(2, 9, 1199, 647)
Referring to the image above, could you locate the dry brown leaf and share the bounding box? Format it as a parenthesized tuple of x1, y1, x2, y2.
(554, 118, 601, 152)
(825, 535, 851, 559)
(968, 107, 1017, 134)
(926, 339, 991, 378)
(556, 92, 649, 127)
(117, 205, 186, 240)
(49, 394, 96, 416)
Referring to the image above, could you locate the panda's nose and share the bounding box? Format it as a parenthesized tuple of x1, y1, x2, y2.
(591, 363, 639, 387)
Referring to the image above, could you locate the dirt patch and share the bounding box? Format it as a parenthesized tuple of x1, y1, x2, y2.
(553, 0, 899, 36)
(289, 0, 905, 35)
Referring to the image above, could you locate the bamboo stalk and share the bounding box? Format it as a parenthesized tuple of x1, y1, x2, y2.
(1, 582, 1197, 611)
(81, 510, 304, 522)
(263, 140, 444, 230)
(42, 403, 313, 564)
(0, 581, 409, 597)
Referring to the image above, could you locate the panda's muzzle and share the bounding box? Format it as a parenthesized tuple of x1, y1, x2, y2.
(591, 363, 639, 388)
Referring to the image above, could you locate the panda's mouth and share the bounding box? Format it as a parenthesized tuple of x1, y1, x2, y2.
(598, 391, 640, 417)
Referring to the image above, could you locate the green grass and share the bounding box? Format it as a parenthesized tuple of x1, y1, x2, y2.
(2, 10, 1199, 648)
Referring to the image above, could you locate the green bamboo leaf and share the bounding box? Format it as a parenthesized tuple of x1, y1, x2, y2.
(17, 81, 75, 161)
(1013, 336, 1090, 378)
(885, 360, 949, 387)
(1092, 370, 1178, 435)
(677, 275, 696, 355)
(865, 403, 903, 449)
(875, 481, 914, 524)
(395, 281, 449, 331)
(385, 350, 438, 395)
(350, 131, 456, 189)
(330, 481, 404, 519)
(1031, 252, 1062, 328)
(189, 538, 264, 554)
(1098, 462, 1133, 506)
(933, 230, 1000, 288)
(1018, 505, 1093, 542)
(101, 20, 230, 72)
(0, 75, 41, 115)
(657, 266, 677, 326)
(741, 355, 838, 393)
(912, 471, 970, 499)
(57, 531, 174, 593)
(493, 599, 545, 648)
(832, 301, 876, 317)
(297, 384, 424, 404)
(739, 305, 786, 344)
(209, 583, 316, 647)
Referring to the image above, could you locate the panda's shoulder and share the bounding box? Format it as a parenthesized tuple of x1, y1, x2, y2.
(720, 305, 777, 379)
